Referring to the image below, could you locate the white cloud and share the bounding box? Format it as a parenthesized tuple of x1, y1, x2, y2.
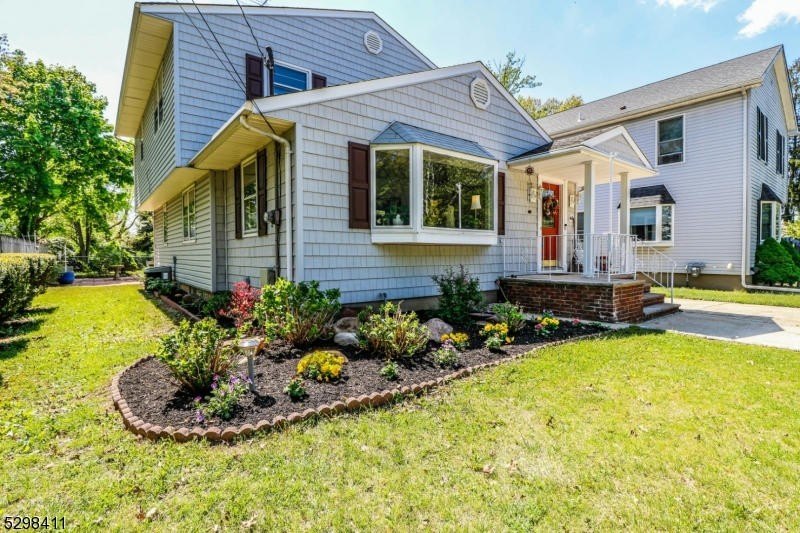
(737, 0, 800, 37)
(656, 0, 719, 13)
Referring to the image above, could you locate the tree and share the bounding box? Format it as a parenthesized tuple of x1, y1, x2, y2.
(488, 50, 583, 119)
(786, 56, 800, 220)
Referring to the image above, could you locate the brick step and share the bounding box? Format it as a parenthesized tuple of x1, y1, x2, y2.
(643, 291, 665, 306)
(642, 302, 681, 320)
(642, 283, 652, 293)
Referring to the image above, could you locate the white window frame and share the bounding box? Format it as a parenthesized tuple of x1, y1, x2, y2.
(756, 107, 769, 163)
(268, 61, 311, 96)
(628, 203, 675, 246)
(153, 65, 163, 134)
(655, 114, 684, 166)
(370, 143, 498, 245)
(240, 155, 258, 236)
(759, 201, 781, 243)
(182, 186, 196, 241)
(776, 130, 785, 175)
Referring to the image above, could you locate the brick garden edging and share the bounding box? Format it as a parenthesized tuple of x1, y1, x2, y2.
(111, 331, 610, 442)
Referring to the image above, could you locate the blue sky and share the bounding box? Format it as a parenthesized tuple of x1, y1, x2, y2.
(0, 0, 797, 122)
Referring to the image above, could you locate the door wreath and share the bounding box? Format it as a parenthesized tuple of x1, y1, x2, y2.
(543, 195, 559, 217)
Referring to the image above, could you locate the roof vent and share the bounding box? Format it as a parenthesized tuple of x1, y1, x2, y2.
(470, 78, 491, 110)
(363, 30, 383, 55)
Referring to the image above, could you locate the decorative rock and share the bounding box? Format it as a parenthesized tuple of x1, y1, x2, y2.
(333, 332, 359, 348)
(333, 316, 359, 334)
(423, 318, 453, 342)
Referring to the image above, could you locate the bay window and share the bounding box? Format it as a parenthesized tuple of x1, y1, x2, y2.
(422, 150, 494, 231)
(759, 201, 780, 242)
(374, 147, 411, 226)
(630, 204, 674, 245)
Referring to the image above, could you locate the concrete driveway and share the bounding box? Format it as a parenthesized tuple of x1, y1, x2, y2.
(640, 298, 800, 351)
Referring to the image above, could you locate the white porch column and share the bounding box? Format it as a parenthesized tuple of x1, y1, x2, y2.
(583, 161, 595, 277)
(619, 171, 630, 235)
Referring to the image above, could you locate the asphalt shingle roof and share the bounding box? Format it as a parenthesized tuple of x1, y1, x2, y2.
(372, 121, 494, 159)
(538, 46, 782, 136)
(760, 183, 782, 203)
(617, 185, 676, 209)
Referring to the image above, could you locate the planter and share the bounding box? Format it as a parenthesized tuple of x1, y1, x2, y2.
(58, 271, 75, 285)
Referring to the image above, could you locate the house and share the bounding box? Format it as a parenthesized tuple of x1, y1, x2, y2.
(537, 46, 799, 291)
(117, 3, 790, 323)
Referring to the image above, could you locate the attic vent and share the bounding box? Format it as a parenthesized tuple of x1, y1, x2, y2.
(470, 78, 491, 110)
(363, 30, 383, 55)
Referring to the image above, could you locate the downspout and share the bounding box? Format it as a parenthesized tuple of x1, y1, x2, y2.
(240, 114, 294, 282)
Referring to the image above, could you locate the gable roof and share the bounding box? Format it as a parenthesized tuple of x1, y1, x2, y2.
(372, 121, 494, 159)
(539, 45, 791, 137)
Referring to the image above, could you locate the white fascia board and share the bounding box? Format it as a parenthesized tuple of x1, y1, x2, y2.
(584, 125, 654, 170)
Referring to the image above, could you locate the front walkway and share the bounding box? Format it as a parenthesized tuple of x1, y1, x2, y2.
(640, 298, 800, 351)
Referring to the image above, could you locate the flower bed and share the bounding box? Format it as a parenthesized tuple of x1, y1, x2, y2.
(113, 320, 606, 442)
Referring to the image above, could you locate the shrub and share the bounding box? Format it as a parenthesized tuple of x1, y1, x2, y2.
(358, 301, 429, 359)
(440, 332, 469, 350)
(491, 302, 526, 333)
(481, 322, 512, 350)
(781, 239, 800, 270)
(433, 341, 459, 368)
(380, 360, 400, 381)
(254, 279, 341, 346)
(201, 291, 232, 319)
(284, 377, 307, 401)
(0, 253, 57, 323)
(431, 265, 483, 327)
(754, 238, 800, 286)
(156, 318, 234, 393)
(194, 374, 249, 422)
(145, 278, 178, 296)
(297, 350, 347, 382)
(221, 281, 260, 330)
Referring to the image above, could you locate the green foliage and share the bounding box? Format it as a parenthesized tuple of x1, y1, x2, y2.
(283, 377, 306, 401)
(0, 253, 57, 322)
(487, 51, 541, 96)
(201, 291, 232, 319)
(440, 332, 469, 350)
(380, 360, 400, 381)
(144, 278, 178, 296)
(433, 341, 459, 368)
(156, 318, 234, 393)
(296, 350, 347, 382)
(194, 375, 249, 422)
(481, 322, 512, 351)
(780, 238, 800, 269)
(358, 301, 429, 359)
(254, 279, 341, 346)
(491, 302, 526, 333)
(754, 238, 800, 286)
(431, 265, 483, 326)
(518, 94, 584, 119)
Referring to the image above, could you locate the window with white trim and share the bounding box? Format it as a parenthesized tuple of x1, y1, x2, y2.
(162, 206, 168, 243)
(776, 131, 785, 174)
(756, 107, 768, 162)
(759, 201, 780, 242)
(271, 63, 310, 95)
(371, 144, 498, 245)
(657, 116, 683, 165)
(241, 157, 258, 234)
(182, 187, 196, 240)
(630, 204, 674, 244)
(153, 65, 164, 134)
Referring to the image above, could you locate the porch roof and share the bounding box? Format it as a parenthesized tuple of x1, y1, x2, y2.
(760, 183, 782, 203)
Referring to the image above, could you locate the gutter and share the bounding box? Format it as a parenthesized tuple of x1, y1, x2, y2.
(239, 115, 294, 282)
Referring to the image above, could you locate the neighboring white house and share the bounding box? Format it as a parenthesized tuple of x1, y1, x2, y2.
(538, 46, 798, 290)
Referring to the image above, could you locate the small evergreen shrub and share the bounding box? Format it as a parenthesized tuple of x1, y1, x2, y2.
(194, 374, 249, 422)
(491, 302, 526, 333)
(0, 253, 57, 322)
(754, 238, 800, 286)
(296, 350, 347, 382)
(431, 265, 483, 327)
(254, 279, 341, 346)
(440, 332, 469, 350)
(432, 340, 459, 368)
(284, 377, 307, 401)
(380, 360, 400, 381)
(780, 239, 800, 270)
(156, 318, 234, 393)
(358, 301, 429, 359)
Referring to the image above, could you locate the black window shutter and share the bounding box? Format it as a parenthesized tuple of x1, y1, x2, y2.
(312, 73, 327, 89)
(348, 142, 370, 229)
(234, 165, 243, 239)
(245, 53, 264, 100)
(497, 171, 506, 236)
(257, 148, 268, 236)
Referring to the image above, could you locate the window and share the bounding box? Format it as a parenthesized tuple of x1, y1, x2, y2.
(576, 212, 584, 235)
(630, 204, 674, 244)
(153, 66, 163, 134)
(271, 63, 310, 95)
(374, 148, 411, 226)
(139, 139, 144, 161)
(657, 116, 683, 165)
(776, 131, 785, 174)
(241, 157, 258, 234)
(422, 150, 493, 230)
(756, 107, 768, 162)
(182, 187, 196, 240)
(162, 206, 168, 243)
(759, 201, 781, 242)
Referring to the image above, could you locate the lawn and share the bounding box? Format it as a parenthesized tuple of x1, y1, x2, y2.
(653, 285, 800, 308)
(2, 285, 800, 530)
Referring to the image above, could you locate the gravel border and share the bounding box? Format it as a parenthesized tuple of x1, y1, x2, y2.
(111, 331, 610, 442)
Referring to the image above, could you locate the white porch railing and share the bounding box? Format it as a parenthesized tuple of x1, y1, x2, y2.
(634, 240, 677, 303)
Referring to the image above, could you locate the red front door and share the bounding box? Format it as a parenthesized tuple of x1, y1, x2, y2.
(541, 183, 560, 267)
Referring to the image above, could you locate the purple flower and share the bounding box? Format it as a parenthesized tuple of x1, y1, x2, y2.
(195, 410, 205, 423)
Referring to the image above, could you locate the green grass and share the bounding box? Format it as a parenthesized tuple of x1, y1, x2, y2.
(652, 286, 800, 307)
(2, 285, 800, 530)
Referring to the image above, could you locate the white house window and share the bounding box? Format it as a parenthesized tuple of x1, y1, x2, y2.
(374, 147, 411, 226)
(776, 131, 785, 174)
(182, 187, 196, 240)
(759, 201, 780, 242)
(756, 107, 768, 162)
(271, 63, 310, 95)
(422, 150, 493, 230)
(657, 116, 683, 165)
(241, 157, 258, 234)
(630, 204, 674, 244)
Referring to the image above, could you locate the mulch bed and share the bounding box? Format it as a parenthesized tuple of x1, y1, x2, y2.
(116, 321, 605, 438)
